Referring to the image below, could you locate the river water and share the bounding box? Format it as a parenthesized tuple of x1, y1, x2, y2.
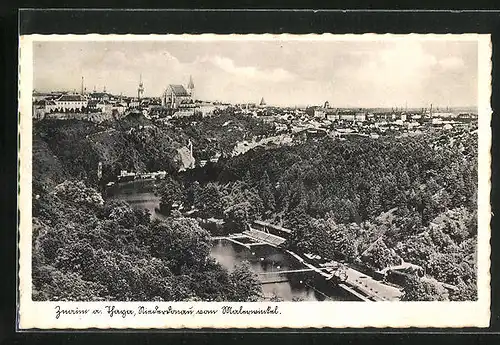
(211, 239, 353, 301)
(106, 179, 166, 220)
(106, 179, 353, 301)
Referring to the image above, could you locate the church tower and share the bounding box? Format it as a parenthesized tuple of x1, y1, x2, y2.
(187, 75, 195, 100)
(137, 73, 145, 101)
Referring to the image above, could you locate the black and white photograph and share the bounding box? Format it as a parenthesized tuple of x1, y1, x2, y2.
(18, 34, 491, 329)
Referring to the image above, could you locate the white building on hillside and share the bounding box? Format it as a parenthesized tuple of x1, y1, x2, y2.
(54, 94, 88, 111)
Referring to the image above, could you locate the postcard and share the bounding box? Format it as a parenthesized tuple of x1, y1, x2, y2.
(18, 34, 491, 329)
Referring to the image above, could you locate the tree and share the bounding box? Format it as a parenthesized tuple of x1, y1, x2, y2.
(312, 220, 358, 262)
(157, 178, 183, 215)
(53, 180, 104, 210)
(288, 178, 308, 211)
(32, 267, 108, 301)
(103, 200, 141, 228)
(184, 259, 235, 301)
(229, 261, 262, 302)
(284, 207, 312, 250)
(401, 275, 448, 301)
(184, 181, 201, 207)
(224, 201, 252, 231)
(360, 239, 401, 270)
(259, 171, 276, 214)
(195, 182, 224, 218)
(149, 217, 211, 274)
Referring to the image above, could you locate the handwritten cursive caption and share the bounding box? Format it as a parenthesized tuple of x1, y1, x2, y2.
(54, 305, 281, 319)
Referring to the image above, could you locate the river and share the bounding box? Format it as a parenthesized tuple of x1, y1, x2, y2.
(106, 179, 166, 220)
(106, 179, 354, 301)
(211, 239, 354, 301)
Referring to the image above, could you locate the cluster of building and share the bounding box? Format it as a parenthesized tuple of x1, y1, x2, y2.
(32, 85, 155, 120)
(114, 169, 167, 183)
(155, 76, 230, 119)
(231, 99, 478, 140)
(305, 101, 477, 128)
(33, 75, 231, 121)
(32, 74, 478, 141)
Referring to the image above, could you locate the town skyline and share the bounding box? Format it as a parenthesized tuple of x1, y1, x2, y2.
(33, 39, 478, 108)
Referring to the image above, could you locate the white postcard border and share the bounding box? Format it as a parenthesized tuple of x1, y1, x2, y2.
(18, 34, 492, 329)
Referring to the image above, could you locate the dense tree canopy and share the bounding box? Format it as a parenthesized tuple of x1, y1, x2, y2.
(33, 115, 478, 302)
(177, 129, 478, 301)
(32, 181, 261, 301)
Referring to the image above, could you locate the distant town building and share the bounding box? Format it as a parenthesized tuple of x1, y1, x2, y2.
(338, 111, 356, 122)
(341, 113, 356, 121)
(32, 91, 61, 102)
(161, 84, 192, 109)
(142, 98, 162, 112)
(54, 94, 88, 111)
(32, 99, 57, 119)
(314, 108, 326, 119)
(96, 100, 113, 114)
(112, 102, 127, 115)
(198, 103, 217, 117)
(128, 98, 140, 108)
(87, 100, 99, 112)
(433, 112, 455, 119)
(325, 110, 339, 121)
(355, 111, 366, 122)
(173, 109, 196, 118)
(456, 113, 477, 123)
(89, 92, 112, 102)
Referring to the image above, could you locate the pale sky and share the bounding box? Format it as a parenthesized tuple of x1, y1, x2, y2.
(33, 39, 478, 108)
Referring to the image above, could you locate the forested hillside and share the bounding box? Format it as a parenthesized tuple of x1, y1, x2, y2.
(32, 115, 478, 301)
(175, 111, 275, 159)
(32, 180, 261, 301)
(168, 130, 478, 301)
(31, 114, 273, 301)
(32, 111, 274, 194)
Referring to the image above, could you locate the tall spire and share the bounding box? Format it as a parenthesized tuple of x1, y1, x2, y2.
(81, 76, 84, 95)
(188, 75, 194, 90)
(138, 73, 144, 100)
(187, 75, 195, 100)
